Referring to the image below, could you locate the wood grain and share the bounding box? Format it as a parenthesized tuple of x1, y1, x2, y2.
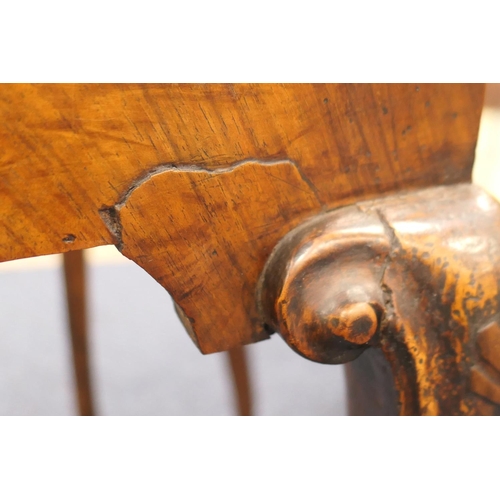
(260, 183, 500, 415)
(107, 160, 322, 352)
(0, 84, 486, 356)
(0, 84, 484, 262)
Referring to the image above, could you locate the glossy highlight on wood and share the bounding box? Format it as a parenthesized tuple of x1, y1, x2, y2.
(259, 184, 500, 415)
(0, 83, 493, 416)
(0, 84, 484, 263)
(259, 203, 389, 364)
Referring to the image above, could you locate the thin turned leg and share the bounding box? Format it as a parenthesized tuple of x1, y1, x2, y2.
(62, 250, 95, 416)
(174, 301, 254, 416)
(63, 254, 253, 416)
(227, 347, 252, 416)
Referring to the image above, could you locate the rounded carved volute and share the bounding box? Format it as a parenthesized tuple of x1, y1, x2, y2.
(258, 206, 390, 364)
(258, 184, 500, 415)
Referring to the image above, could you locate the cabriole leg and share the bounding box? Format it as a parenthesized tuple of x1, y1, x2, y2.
(259, 184, 500, 416)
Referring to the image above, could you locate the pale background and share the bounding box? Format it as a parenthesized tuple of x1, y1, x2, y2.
(0, 85, 498, 415)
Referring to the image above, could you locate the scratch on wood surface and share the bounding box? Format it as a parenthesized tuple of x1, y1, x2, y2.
(98, 158, 322, 249)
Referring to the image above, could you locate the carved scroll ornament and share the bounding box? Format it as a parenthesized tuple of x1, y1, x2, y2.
(98, 156, 500, 415)
(259, 183, 500, 415)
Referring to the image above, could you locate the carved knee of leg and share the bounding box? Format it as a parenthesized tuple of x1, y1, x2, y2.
(258, 184, 500, 416)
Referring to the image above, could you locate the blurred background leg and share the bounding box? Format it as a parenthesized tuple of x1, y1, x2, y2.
(63, 250, 95, 416)
(175, 300, 254, 415)
(227, 346, 252, 416)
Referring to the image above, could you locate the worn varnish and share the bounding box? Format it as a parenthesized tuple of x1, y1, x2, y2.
(259, 203, 389, 364)
(0, 84, 483, 263)
(260, 184, 500, 415)
(101, 160, 322, 352)
(0, 84, 500, 415)
(1, 84, 496, 416)
(0, 84, 483, 353)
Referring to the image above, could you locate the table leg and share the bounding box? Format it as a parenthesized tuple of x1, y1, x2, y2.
(227, 346, 252, 416)
(63, 250, 95, 416)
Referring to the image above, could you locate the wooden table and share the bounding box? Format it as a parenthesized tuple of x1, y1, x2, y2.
(2, 83, 499, 415)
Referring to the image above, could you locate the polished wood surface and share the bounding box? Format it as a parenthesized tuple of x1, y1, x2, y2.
(0, 84, 493, 415)
(260, 183, 500, 415)
(63, 249, 254, 416)
(259, 199, 389, 364)
(87, 84, 484, 353)
(0, 84, 483, 263)
(62, 250, 95, 416)
(112, 159, 321, 352)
